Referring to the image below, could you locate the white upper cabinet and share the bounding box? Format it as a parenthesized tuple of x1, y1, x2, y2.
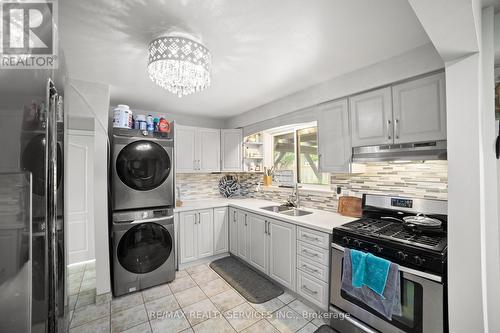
(221, 129, 243, 172)
(197, 128, 221, 172)
(175, 125, 220, 173)
(350, 87, 393, 147)
(175, 125, 197, 173)
(317, 99, 352, 173)
(392, 73, 446, 144)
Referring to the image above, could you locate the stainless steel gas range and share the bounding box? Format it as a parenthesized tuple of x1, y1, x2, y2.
(329, 194, 448, 333)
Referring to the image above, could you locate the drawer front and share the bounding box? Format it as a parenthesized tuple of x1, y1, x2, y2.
(297, 241, 329, 266)
(296, 270, 329, 310)
(297, 255, 328, 283)
(297, 227, 330, 249)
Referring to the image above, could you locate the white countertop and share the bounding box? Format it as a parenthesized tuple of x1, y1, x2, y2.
(174, 198, 356, 234)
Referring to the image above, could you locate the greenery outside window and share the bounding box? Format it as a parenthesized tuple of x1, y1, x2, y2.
(273, 125, 329, 186)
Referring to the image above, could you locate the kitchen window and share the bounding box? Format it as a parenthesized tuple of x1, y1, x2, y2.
(272, 125, 329, 186)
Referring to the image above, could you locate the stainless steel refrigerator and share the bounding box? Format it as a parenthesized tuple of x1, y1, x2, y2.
(0, 78, 67, 333)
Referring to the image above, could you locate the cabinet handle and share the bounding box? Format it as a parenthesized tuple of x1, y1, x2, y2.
(302, 264, 319, 273)
(268, 222, 271, 235)
(395, 118, 399, 140)
(233, 211, 236, 222)
(244, 214, 247, 226)
(302, 249, 319, 257)
(302, 285, 318, 295)
(303, 234, 320, 241)
(265, 221, 268, 235)
(387, 119, 392, 140)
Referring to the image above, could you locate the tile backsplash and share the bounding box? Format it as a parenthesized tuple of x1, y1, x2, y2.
(176, 160, 447, 212)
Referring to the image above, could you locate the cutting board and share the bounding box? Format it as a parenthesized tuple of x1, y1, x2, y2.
(338, 196, 362, 218)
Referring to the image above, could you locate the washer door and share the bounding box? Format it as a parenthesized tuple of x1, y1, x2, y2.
(116, 140, 171, 191)
(117, 223, 172, 274)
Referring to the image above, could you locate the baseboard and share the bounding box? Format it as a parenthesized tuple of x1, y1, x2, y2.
(178, 252, 230, 270)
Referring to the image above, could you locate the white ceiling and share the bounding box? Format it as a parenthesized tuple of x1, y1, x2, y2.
(60, 0, 430, 118)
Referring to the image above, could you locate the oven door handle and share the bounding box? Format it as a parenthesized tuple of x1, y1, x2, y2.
(331, 243, 442, 283)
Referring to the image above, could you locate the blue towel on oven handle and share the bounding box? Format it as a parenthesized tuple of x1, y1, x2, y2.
(341, 249, 402, 320)
(365, 253, 391, 296)
(350, 249, 367, 288)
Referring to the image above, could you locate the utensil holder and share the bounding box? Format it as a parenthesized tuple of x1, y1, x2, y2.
(263, 175, 272, 186)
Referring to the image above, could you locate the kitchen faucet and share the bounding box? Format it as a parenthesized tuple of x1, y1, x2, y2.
(285, 183, 300, 208)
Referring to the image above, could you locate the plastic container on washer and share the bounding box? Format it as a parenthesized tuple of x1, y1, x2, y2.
(135, 114, 147, 131)
(113, 104, 133, 129)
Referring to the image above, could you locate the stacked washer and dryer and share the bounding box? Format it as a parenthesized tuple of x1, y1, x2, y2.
(109, 125, 175, 296)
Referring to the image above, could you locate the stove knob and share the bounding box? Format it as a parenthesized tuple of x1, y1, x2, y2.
(353, 240, 363, 247)
(373, 245, 383, 253)
(342, 236, 350, 245)
(397, 251, 408, 261)
(413, 256, 425, 266)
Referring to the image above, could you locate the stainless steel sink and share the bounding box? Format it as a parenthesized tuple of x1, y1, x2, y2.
(260, 205, 293, 213)
(280, 209, 313, 216)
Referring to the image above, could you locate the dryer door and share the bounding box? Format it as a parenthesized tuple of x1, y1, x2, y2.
(117, 222, 173, 274)
(116, 140, 171, 191)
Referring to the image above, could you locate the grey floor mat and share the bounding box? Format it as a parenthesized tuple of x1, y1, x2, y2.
(209, 256, 283, 304)
(314, 325, 337, 333)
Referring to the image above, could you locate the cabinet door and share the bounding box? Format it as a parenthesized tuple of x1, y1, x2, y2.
(269, 219, 296, 290)
(350, 87, 393, 147)
(197, 209, 214, 258)
(175, 125, 197, 173)
(221, 129, 243, 171)
(179, 211, 198, 264)
(317, 99, 352, 173)
(237, 211, 249, 261)
(229, 208, 238, 254)
(213, 207, 229, 255)
(197, 128, 221, 172)
(248, 214, 268, 274)
(392, 73, 446, 143)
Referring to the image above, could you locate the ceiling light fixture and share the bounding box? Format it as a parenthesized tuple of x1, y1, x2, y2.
(147, 32, 211, 97)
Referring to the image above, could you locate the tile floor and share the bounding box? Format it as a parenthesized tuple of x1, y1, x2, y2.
(67, 261, 331, 333)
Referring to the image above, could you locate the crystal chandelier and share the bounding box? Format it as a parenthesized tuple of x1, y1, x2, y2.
(147, 33, 211, 97)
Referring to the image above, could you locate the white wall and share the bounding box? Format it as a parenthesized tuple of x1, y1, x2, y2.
(65, 78, 111, 295)
(225, 43, 444, 128)
(410, 2, 500, 332)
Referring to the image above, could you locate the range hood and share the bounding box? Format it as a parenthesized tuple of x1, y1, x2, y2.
(352, 140, 447, 162)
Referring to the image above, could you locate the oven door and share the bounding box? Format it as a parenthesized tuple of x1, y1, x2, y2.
(330, 244, 444, 333)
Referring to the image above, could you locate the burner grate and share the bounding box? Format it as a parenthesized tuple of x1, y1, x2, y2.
(343, 218, 443, 249)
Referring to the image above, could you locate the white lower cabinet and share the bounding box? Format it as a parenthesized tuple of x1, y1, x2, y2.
(245, 212, 297, 291)
(179, 208, 217, 264)
(180, 206, 330, 308)
(268, 218, 296, 290)
(237, 210, 250, 261)
(214, 207, 229, 254)
(198, 209, 214, 258)
(179, 211, 199, 263)
(229, 208, 238, 254)
(296, 270, 329, 309)
(248, 214, 269, 274)
(296, 226, 331, 310)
